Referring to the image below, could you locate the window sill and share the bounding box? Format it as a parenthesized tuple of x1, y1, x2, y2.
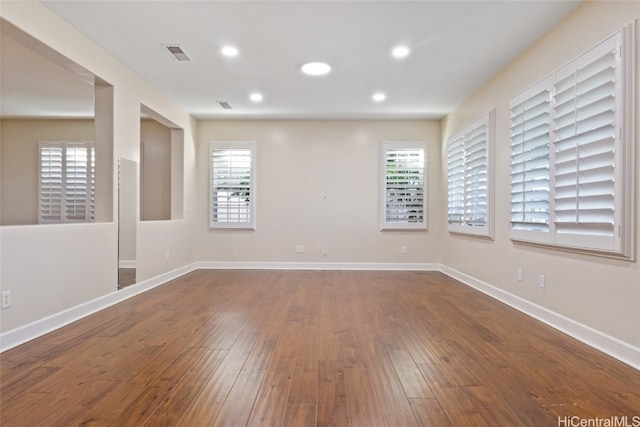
(510, 238, 635, 262)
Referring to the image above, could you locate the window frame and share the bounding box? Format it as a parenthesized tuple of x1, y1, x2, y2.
(380, 141, 428, 231)
(447, 110, 494, 238)
(38, 140, 95, 224)
(208, 141, 257, 230)
(509, 25, 635, 258)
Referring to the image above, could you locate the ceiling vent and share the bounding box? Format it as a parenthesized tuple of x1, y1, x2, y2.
(217, 101, 232, 110)
(165, 45, 190, 61)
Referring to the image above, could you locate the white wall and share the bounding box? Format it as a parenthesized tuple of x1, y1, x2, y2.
(441, 1, 640, 348)
(140, 118, 171, 221)
(196, 120, 443, 265)
(118, 159, 137, 263)
(0, 2, 197, 333)
(0, 223, 117, 330)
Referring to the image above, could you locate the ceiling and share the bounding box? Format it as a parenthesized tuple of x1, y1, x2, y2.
(5, 1, 582, 120)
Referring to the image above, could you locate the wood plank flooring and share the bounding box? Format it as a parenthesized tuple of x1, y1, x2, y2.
(2, 270, 639, 426)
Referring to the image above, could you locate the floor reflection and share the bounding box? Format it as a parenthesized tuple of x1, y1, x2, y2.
(118, 268, 136, 289)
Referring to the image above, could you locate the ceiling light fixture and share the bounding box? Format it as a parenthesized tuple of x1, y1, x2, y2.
(249, 93, 264, 103)
(300, 62, 332, 76)
(221, 46, 239, 57)
(373, 92, 386, 102)
(392, 45, 410, 59)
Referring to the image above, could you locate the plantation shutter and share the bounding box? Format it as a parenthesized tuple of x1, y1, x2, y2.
(39, 144, 64, 222)
(510, 80, 552, 237)
(447, 135, 465, 226)
(552, 35, 619, 250)
(39, 142, 94, 223)
(210, 142, 256, 229)
(65, 144, 95, 221)
(464, 116, 490, 228)
(381, 142, 426, 230)
(509, 25, 632, 257)
(447, 111, 493, 236)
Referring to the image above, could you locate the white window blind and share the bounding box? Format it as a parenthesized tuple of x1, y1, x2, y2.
(381, 141, 427, 230)
(552, 38, 618, 249)
(39, 141, 95, 223)
(209, 142, 256, 229)
(447, 134, 465, 227)
(510, 80, 552, 237)
(509, 25, 634, 257)
(447, 111, 494, 237)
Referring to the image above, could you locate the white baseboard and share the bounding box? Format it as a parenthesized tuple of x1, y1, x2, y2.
(195, 261, 440, 271)
(118, 260, 136, 269)
(439, 265, 640, 371)
(0, 263, 198, 352)
(2, 261, 638, 371)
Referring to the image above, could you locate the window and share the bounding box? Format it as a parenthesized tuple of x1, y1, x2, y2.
(209, 141, 256, 229)
(380, 141, 427, 230)
(510, 26, 635, 257)
(39, 141, 95, 223)
(447, 110, 494, 237)
(510, 79, 552, 235)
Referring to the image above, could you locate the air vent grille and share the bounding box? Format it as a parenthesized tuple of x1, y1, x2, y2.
(165, 45, 190, 61)
(217, 101, 232, 110)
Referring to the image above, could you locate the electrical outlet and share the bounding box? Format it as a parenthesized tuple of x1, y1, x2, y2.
(1, 290, 12, 309)
(517, 269, 523, 282)
(401, 246, 407, 254)
(295, 245, 304, 253)
(539, 275, 546, 289)
(165, 251, 170, 262)
(318, 245, 324, 254)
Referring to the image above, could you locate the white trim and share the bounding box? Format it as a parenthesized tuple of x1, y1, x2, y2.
(38, 140, 95, 224)
(2, 261, 638, 371)
(208, 141, 257, 230)
(196, 261, 440, 271)
(0, 263, 198, 352)
(380, 141, 428, 231)
(446, 109, 495, 238)
(619, 21, 636, 261)
(509, 25, 635, 258)
(118, 260, 136, 269)
(440, 265, 640, 371)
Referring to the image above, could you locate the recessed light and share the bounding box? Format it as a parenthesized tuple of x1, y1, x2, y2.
(249, 92, 263, 103)
(392, 45, 410, 59)
(221, 46, 239, 57)
(301, 62, 332, 76)
(373, 92, 386, 102)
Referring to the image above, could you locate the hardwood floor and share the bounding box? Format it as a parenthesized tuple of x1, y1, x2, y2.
(1, 270, 639, 426)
